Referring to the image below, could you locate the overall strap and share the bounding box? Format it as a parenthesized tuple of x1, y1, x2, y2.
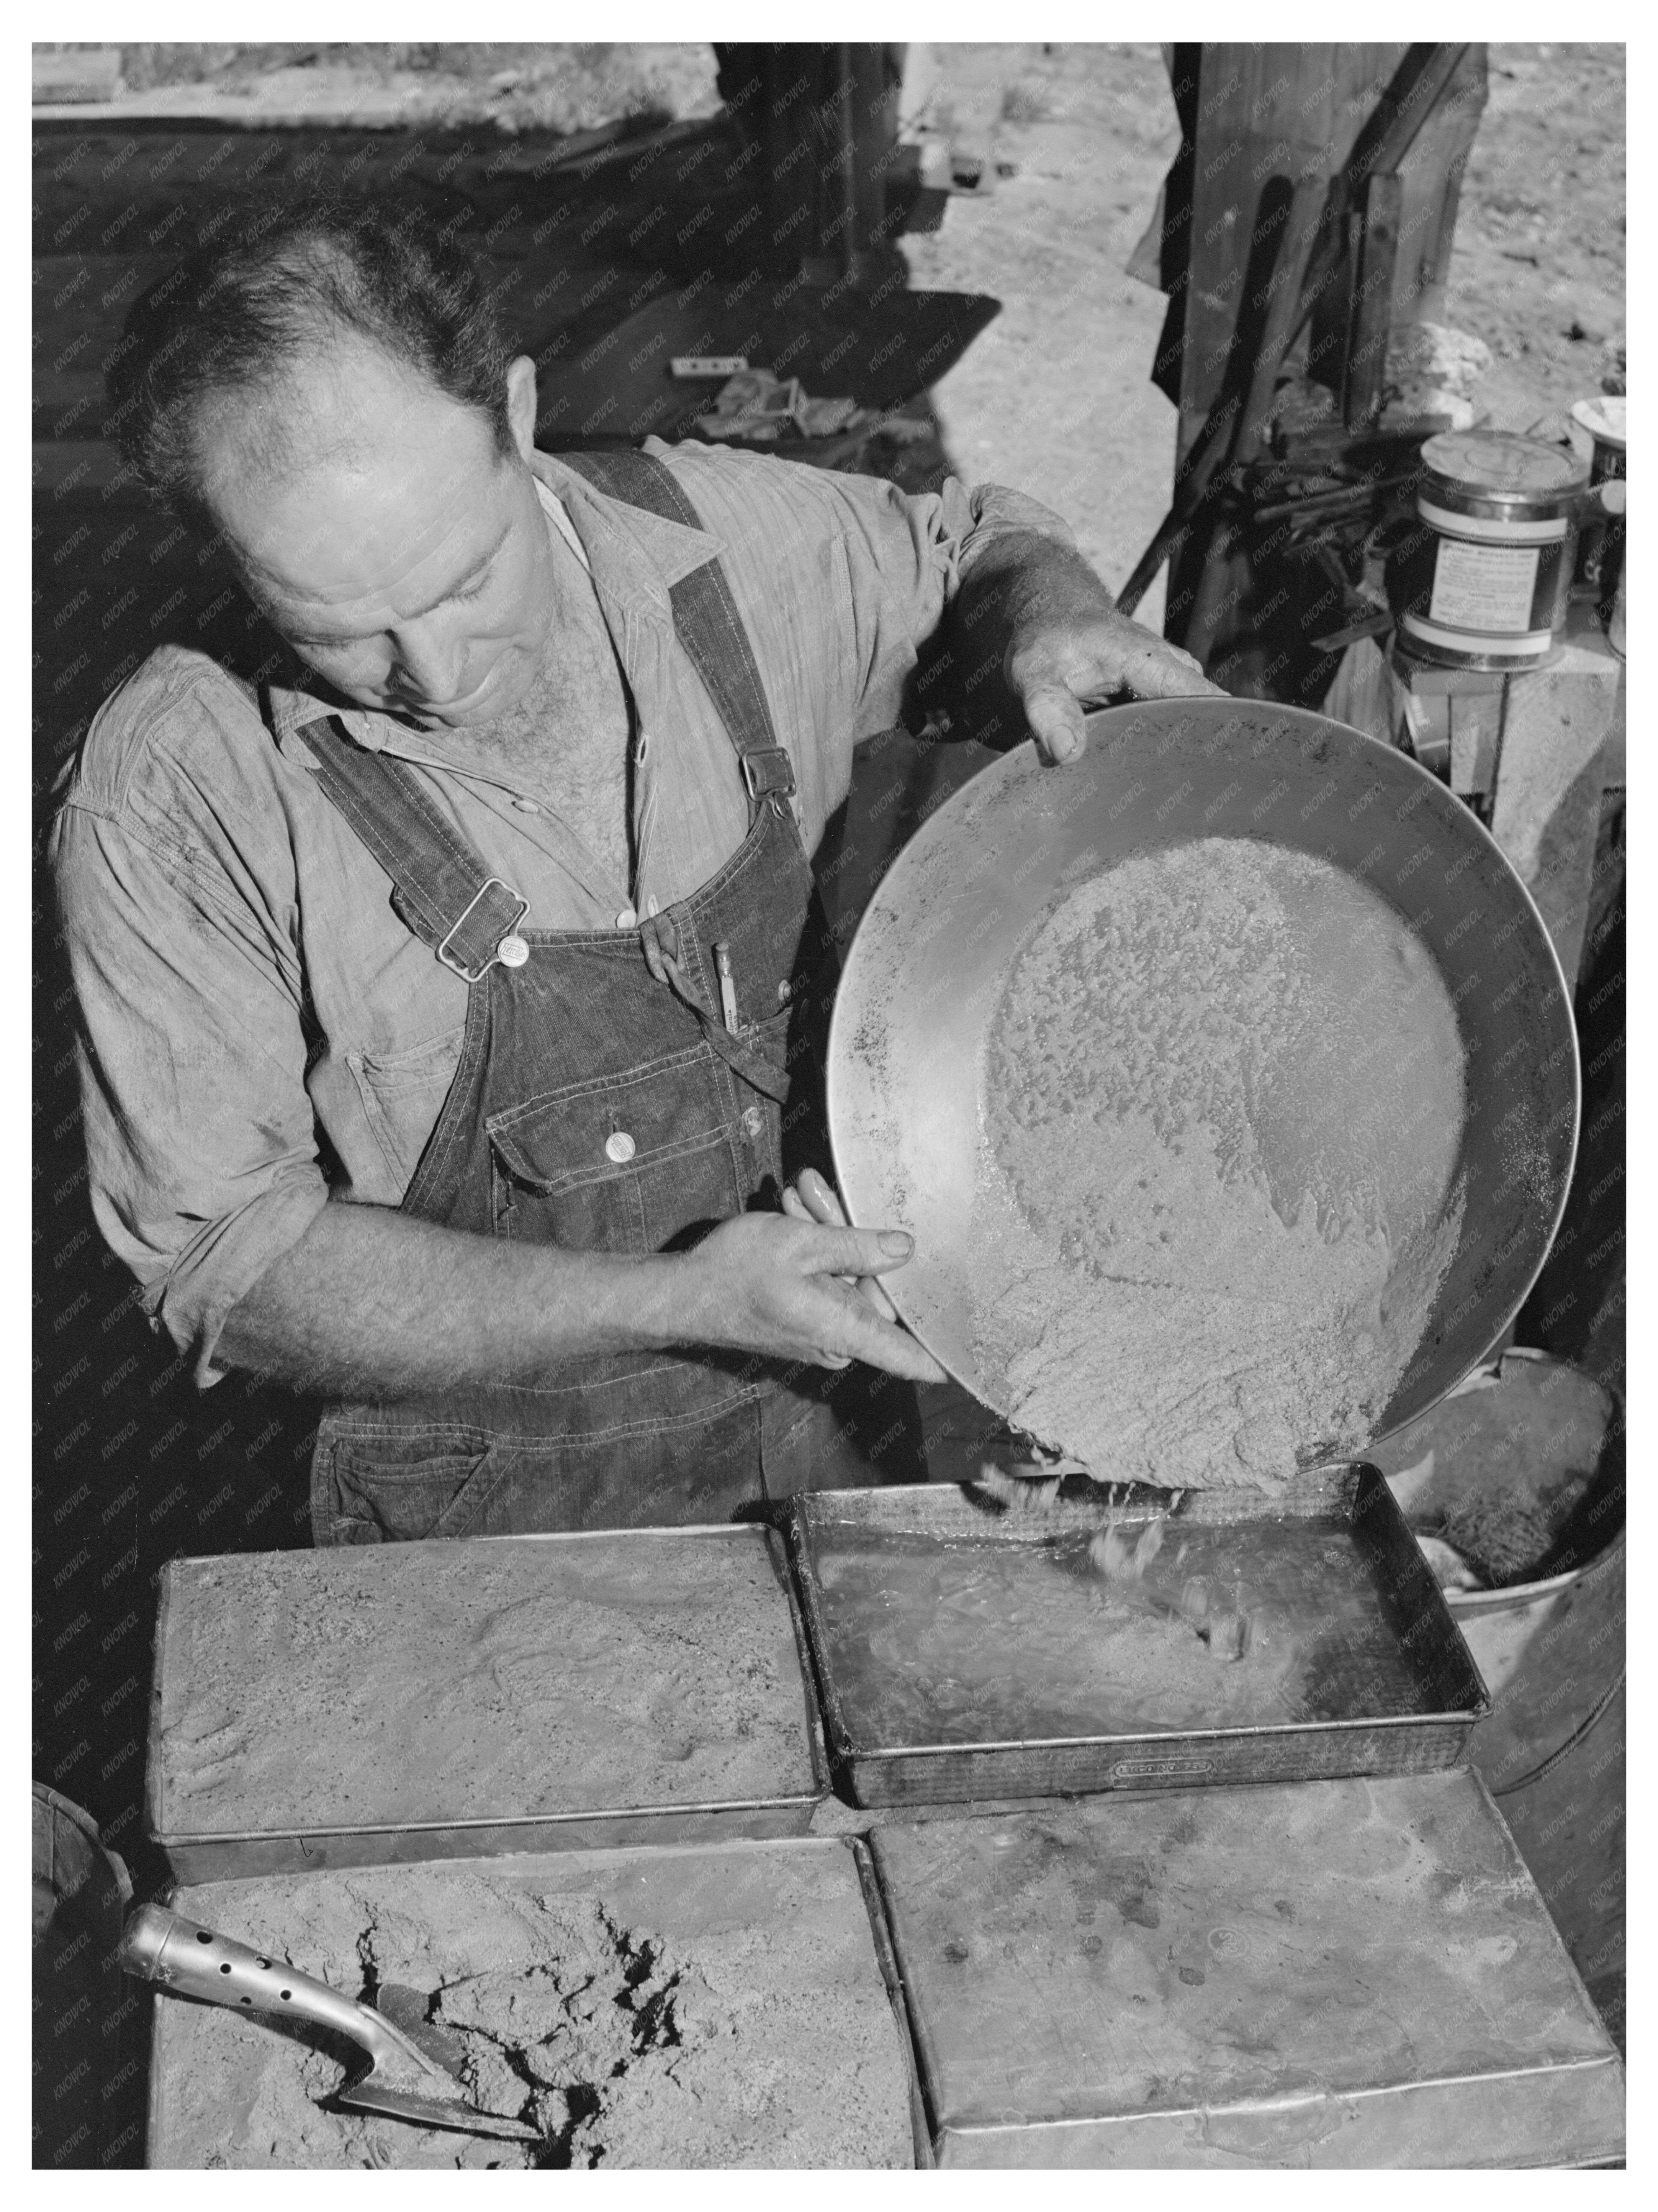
(301, 717, 528, 983)
(556, 448, 797, 811)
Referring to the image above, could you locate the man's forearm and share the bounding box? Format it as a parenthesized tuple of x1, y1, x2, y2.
(212, 1191, 948, 1394)
(215, 1202, 696, 1397)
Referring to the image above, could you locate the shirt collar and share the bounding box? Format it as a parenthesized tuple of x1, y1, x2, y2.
(266, 451, 723, 755)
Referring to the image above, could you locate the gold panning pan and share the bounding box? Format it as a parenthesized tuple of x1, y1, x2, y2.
(826, 700, 1579, 1459)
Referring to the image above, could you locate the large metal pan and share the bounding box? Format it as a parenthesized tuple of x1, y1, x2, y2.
(827, 699, 1579, 1457)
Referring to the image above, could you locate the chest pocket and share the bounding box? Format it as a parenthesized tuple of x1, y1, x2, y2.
(486, 1041, 749, 1256)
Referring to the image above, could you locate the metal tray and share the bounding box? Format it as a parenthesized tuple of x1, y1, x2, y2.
(866, 1770, 1625, 2167)
(149, 1525, 830, 1880)
(145, 1835, 925, 2168)
(784, 1471, 1488, 1807)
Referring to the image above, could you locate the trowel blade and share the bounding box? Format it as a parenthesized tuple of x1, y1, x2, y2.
(334, 2077, 542, 2143)
(330, 1984, 542, 2143)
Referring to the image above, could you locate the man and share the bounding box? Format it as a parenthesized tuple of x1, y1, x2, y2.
(52, 204, 1214, 1542)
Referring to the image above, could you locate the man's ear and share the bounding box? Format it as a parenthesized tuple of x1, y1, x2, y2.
(505, 356, 538, 463)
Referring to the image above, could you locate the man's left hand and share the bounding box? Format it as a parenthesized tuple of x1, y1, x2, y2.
(1009, 605, 1222, 766)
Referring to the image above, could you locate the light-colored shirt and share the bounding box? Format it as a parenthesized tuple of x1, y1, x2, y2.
(51, 439, 1073, 1385)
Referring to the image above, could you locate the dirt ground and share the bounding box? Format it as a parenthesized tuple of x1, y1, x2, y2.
(38, 41, 1625, 598)
(898, 42, 1624, 619)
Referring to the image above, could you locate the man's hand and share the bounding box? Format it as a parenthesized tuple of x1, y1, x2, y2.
(1010, 606, 1219, 766)
(682, 1204, 949, 1384)
(956, 526, 1222, 766)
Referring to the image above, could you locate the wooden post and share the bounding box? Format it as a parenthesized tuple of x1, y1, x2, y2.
(1343, 172, 1403, 428)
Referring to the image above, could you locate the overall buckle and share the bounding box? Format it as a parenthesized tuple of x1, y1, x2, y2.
(435, 877, 529, 982)
(740, 746, 797, 803)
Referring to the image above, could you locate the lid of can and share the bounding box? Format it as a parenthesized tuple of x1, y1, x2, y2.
(1571, 395, 1627, 449)
(1421, 429, 1590, 498)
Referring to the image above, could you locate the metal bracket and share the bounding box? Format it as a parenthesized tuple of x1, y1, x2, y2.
(435, 877, 529, 982)
(741, 747, 797, 803)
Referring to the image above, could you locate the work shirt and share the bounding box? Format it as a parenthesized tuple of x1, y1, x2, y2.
(51, 438, 1073, 1385)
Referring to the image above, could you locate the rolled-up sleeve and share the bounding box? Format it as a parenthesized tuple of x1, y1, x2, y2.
(790, 466, 1077, 741)
(49, 675, 330, 1386)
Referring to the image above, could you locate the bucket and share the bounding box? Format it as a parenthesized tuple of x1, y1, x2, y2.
(1391, 430, 1590, 670)
(32, 1784, 137, 2169)
(1367, 1349, 1625, 2043)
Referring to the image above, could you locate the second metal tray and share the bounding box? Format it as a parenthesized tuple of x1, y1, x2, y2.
(784, 1471, 1488, 1807)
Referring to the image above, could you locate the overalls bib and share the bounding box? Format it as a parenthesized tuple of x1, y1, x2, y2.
(304, 450, 924, 1541)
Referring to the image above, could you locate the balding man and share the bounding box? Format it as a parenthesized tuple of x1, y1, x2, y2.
(52, 203, 1214, 1541)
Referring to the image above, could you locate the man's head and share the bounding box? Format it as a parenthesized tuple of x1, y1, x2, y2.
(114, 204, 557, 729)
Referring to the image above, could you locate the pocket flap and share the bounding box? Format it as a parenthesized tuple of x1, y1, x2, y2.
(488, 1042, 732, 1195)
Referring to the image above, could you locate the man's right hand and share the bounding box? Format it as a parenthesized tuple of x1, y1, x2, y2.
(681, 1209, 949, 1383)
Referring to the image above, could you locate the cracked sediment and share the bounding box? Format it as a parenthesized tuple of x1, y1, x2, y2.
(151, 1849, 914, 2169)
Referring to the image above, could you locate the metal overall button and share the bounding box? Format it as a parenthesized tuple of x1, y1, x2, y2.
(739, 1105, 765, 1140)
(605, 1131, 637, 1164)
(497, 935, 530, 968)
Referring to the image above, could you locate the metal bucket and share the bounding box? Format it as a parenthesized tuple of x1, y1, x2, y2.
(827, 700, 1580, 1458)
(32, 1783, 136, 2169)
(1391, 429, 1591, 670)
(1367, 1349, 1626, 2043)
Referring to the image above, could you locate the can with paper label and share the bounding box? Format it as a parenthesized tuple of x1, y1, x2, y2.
(1390, 430, 1590, 670)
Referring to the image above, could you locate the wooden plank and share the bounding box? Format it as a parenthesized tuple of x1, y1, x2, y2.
(1389, 45, 1487, 321)
(31, 437, 142, 504)
(32, 47, 122, 104)
(1489, 629, 1624, 983)
(1175, 45, 1405, 468)
(1448, 682, 1504, 796)
(1342, 171, 1402, 428)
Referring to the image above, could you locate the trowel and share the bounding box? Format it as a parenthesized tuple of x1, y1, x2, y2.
(119, 1903, 541, 2143)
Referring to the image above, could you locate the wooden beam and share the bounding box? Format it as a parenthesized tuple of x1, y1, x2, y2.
(1343, 172, 1403, 429)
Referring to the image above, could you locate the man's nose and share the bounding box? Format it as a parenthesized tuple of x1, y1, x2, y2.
(387, 619, 465, 704)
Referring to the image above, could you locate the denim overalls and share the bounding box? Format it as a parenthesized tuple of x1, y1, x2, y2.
(304, 450, 923, 1540)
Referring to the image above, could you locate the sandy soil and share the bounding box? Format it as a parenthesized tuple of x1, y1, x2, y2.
(898, 43, 1624, 607)
(39, 40, 1622, 567)
(39, 42, 722, 132)
(152, 1843, 914, 2169)
(154, 1533, 820, 1838)
(972, 841, 1467, 1486)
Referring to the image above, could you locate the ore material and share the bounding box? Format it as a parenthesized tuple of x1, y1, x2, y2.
(973, 838, 1468, 1488)
(148, 1844, 915, 2169)
(152, 1531, 819, 1850)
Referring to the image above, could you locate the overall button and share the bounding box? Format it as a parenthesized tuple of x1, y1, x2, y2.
(615, 906, 638, 930)
(497, 934, 530, 967)
(605, 1131, 637, 1164)
(740, 1105, 765, 1140)
(512, 797, 542, 814)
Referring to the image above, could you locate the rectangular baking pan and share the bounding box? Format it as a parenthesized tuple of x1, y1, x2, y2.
(145, 1834, 921, 2169)
(149, 1524, 830, 1879)
(864, 1771, 1624, 2168)
(784, 1468, 1488, 1807)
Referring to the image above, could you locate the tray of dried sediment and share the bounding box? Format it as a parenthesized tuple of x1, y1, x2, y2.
(149, 1525, 831, 1880)
(782, 1473, 1488, 1807)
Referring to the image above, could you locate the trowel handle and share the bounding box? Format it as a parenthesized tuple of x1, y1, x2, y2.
(118, 1904, 426, 2076)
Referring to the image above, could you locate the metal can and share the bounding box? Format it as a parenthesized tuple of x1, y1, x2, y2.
(1391, 430, 1590, 670)
(1571, 395, 1627, 623)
